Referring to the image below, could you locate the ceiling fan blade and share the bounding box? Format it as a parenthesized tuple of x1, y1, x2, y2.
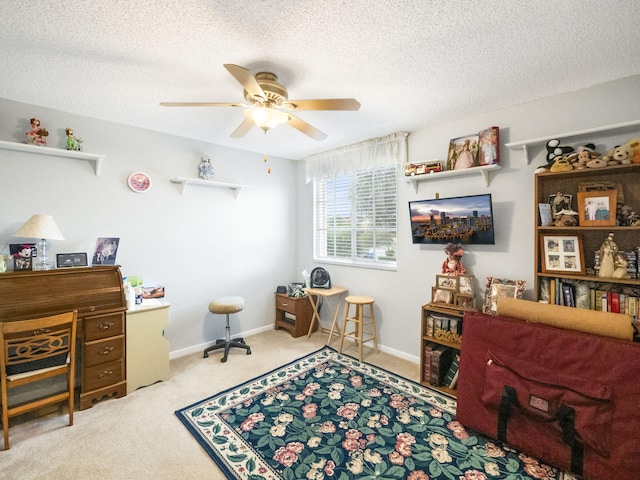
(281, 98, 360, 111)
(287, 114, 327, 141)
(160, 102, 245, 107)
(224, 64, 267, 102)
(230, 117, 254, 138)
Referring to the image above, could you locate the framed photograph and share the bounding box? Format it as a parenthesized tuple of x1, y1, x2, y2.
(477, 126, 500, 165)
(57, 252, 88, 268)
(455, 293, 475, 309)
(578, 181, 624, 204)
(127, 172, 151, 193)
(432, 287, 454, 305)
(548, 193, 572, 219)
(92, 237, 120, 265)
(577, 190, 616, 227)
(540, 235, 585, 274)
(483, 277, 526, 314)
(538, 203, 553, 226)
(447, 133, 478, 171)
(13, 256, 32, 271)
(9, 243, 37, 258)
(457, 274, 475, 295)
(436, 274, 458, 290)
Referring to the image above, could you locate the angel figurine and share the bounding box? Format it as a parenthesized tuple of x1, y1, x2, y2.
(198, 156, 214, 180)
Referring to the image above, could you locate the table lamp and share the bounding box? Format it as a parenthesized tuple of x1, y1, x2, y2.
(14, 214, 65, 270)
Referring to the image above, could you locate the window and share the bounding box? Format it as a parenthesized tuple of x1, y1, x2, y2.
(313, 164, 397, 269)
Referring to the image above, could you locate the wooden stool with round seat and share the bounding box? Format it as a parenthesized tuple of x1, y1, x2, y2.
(339, 295, 378, 362)
(203, 296, 251, 363)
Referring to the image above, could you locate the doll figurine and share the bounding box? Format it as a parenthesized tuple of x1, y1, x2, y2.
(442, 242, 466, 275)
(65, 128, 83, 151)
(25, 118, 49, 146)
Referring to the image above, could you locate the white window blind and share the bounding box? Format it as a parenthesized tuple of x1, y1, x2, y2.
(307, 133, 407, 269)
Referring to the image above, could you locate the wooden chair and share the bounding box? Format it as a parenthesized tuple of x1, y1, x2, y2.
(0, 311, 77, 450)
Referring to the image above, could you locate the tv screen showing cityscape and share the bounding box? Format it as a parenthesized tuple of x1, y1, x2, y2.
(409, 193, 495, 244)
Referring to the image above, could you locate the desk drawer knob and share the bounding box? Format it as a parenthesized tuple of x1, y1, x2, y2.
(99, 321, 115, 330)
(98, 370, 113, 379)
(99, 346, 115, 355)
(281, 303, 288, 307)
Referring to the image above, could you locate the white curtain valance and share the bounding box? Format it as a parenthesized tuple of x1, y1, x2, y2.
(304, 132, 408, 183)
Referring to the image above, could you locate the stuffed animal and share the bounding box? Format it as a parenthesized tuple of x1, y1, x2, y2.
(575, 144, 600, 169)
(546, 139, 574, 163)
(602, 144, 632, 165)
(624, 138, 640, 163)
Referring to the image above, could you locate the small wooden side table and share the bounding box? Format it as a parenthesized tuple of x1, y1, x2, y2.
(304, 286, 348, 345)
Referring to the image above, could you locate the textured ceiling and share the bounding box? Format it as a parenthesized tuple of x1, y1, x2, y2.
(2, 1, 640, 160)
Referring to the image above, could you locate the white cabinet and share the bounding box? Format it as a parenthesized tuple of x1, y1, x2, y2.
(126, 301, 171, 393)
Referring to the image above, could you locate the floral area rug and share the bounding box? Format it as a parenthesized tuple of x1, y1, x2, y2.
(176, 347, 575, 480)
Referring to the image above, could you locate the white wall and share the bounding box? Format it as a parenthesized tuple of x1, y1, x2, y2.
(3, 75, 639, 363)
(295, 75, 640, 362)
(0, 98, 298, 356)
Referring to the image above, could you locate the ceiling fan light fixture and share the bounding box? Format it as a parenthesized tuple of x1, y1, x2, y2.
(245, 107, 289, 133)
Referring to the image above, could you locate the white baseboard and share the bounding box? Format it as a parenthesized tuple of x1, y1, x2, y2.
(169, 324, 273, 360)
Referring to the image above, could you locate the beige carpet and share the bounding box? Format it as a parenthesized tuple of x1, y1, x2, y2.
(2, 329, 419, 480)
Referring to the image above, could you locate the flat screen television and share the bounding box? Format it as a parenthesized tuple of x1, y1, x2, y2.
(409, 193, 495, 244)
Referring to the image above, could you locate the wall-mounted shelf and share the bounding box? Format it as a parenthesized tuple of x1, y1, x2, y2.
(505, 119, 640, 164)
(170, 176, 250, 197)
(0, 139, 105, 175)
(406, 164, 501, 193)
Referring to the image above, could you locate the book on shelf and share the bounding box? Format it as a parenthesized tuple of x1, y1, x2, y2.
(443, 353, 460, 389)
(430, 345, 454, 387)
(422, 342, 436, 384)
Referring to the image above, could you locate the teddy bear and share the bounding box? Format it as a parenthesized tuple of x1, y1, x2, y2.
(545, 139, 574, 163)
(624, 138, 640, 163)
(574, 144, 600, 169)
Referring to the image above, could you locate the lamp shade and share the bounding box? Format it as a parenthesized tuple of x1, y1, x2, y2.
(245, 107, 289, 132)
(14, 214, 65, 240)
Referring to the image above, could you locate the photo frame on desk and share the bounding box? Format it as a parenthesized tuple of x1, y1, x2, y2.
(57, 252, 88, 268)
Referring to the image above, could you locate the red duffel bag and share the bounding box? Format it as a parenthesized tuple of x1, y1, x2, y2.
(456, 311, 640, 480)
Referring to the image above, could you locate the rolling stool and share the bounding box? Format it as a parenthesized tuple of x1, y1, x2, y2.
(339, 295, 378, 362)
(203, 296, 251, 362)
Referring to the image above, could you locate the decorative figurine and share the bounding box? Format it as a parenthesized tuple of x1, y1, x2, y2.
(25, 117, 49, 146)
(65, 128, 83, 151)
(198, 156, 214, 180)
(442, 242, 466, 275)
(612, 252, 631, 279)
(598, 232, 618, 278)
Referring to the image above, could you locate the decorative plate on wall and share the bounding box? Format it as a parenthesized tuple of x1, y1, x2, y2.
(127, 172, 151, 193)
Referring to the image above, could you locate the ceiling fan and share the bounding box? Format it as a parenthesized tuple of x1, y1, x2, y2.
(160, 64, 360, 141)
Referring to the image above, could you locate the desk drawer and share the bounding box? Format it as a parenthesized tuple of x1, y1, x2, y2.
(275, 296, 297, 314)
(84, 312, 124, 341)
(83, 359, 124, 392)
(84, 335, 125, 367)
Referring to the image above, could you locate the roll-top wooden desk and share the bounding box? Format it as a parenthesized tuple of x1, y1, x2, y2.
(0, 265, 127, 410)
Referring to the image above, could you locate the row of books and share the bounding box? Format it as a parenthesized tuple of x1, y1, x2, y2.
(422, 342, 460, 390)
(424, 314, 462, 338)
(544, 278, 640, 318)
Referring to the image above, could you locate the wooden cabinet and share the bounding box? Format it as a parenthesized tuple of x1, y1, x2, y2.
(274, 293, 316, 338)
(420, 303, 467, 397)
(0, 266, 127, 409)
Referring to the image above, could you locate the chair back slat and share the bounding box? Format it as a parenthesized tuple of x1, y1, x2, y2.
(1, 310, 77, 450)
